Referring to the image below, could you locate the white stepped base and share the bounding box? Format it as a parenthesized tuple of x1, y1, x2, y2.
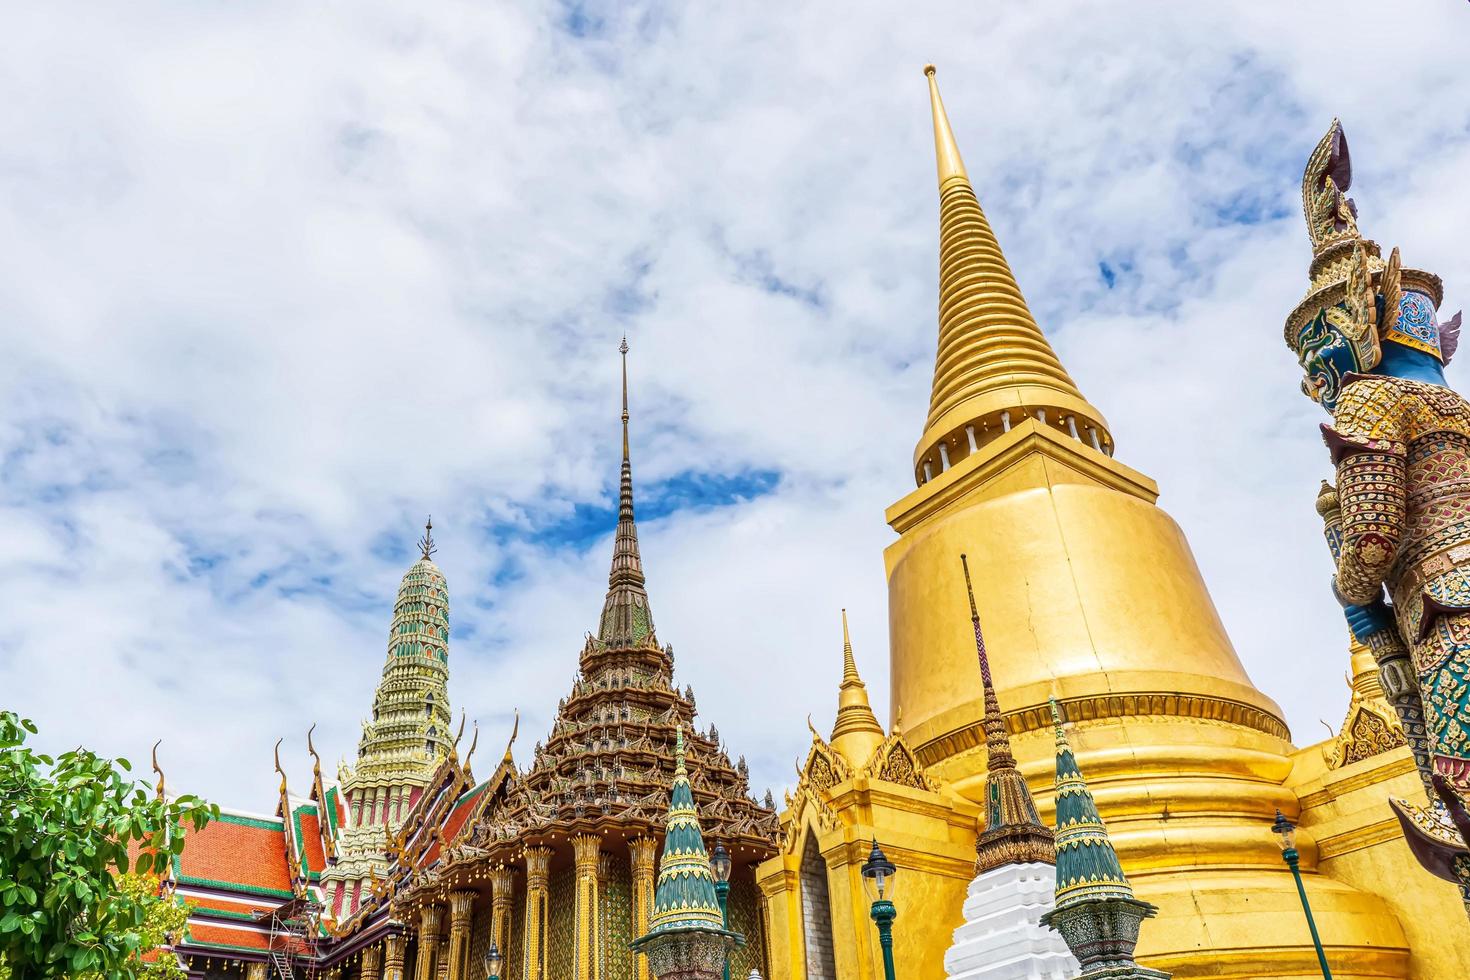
(944, 862, 1080, 980)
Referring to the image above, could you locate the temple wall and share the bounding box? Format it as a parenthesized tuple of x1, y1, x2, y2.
(1289, 741, 1470, 978)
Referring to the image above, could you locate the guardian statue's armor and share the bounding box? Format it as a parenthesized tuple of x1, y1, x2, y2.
(1286, 120, 1470, 892)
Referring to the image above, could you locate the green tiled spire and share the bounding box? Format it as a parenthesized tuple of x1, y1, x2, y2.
(647, 726, 726, 934)
(1051, 699, 1133, 906)
(1042, 699, 1169, 980)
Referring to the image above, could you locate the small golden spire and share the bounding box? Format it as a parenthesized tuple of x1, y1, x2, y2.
(841, 608, 861, 686)
(831, 608, 886, 768)
(418, 516, 437, 561)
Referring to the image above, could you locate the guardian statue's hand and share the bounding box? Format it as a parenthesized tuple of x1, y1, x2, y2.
(1332, 578, 1394, 642)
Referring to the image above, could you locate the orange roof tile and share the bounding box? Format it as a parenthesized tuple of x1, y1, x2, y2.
(184, 922, 271, 952)
(176, 813, 292, 897)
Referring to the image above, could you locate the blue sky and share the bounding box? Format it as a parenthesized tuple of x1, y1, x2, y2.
(1, 2, 1468, 807)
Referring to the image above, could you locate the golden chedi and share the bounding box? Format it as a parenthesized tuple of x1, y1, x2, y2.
(885, 66, 1408, 978)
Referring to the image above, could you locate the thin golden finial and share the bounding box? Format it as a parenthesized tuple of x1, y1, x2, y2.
(452, 710, 466, 755)
(960, 554, 1017, 771)
(306, 723, 321, 769)
(418, 516, 437, 561)
(923, 64, 968, 189)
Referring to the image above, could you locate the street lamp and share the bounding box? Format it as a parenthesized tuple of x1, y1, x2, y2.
(860, 839, 899, 980)
(711, 842, 733, 980)
(1272, 810, 1332, 979)
(482, 940, 502, 980)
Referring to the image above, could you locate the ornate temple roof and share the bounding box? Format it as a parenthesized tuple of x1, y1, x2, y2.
(450, 343, 775, 860)
(913, 66, 1111, 485)
(961, 554, 1055, 874)
(1049, 699, 1134, 907)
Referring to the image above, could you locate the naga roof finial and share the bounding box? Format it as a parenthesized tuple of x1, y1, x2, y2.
(503, 709, 520, 765)
(418, 516, 437, 561)
(151, 739, 166, 802)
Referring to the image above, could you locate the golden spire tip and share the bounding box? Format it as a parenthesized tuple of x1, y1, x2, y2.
(924, 63, 968, 186)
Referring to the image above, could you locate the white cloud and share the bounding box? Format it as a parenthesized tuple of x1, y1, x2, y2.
(2, 1, 1469, 809)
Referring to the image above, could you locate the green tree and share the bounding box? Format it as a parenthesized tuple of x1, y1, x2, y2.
(0, 711, 217, 978)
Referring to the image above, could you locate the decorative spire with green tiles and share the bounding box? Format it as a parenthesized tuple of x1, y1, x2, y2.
(1050, 699, 1131, 906)
(647, 726, 726, 934)
(631, 726, 744, 979)
(1042, 699, 1170, 979)
(598, 337, 658, 649)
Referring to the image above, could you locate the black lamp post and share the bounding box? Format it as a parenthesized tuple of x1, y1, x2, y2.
(711, 842, 733, 980)
(1272, 810, 1332, 979)
(482, 940, 502, 980)
(860, 839, 898, 980)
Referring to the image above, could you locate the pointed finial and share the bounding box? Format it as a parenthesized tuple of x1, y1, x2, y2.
(620, 335, 631, 448)
(841, 608, 861, 685)
(1049, 697, 1068, 748)
(418, 516, 437, 560)
(923, 63, 969, 189)
(307, 723, 320, 765)
(959, 554, 1017, 772)
(674, 724, 687, 775)
(960, 553, 980, 619)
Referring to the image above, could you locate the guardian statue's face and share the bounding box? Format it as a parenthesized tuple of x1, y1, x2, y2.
(1296, 304, 1371, 413)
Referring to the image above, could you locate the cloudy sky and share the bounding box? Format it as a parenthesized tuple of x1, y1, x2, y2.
(3, 2, 1468, 808)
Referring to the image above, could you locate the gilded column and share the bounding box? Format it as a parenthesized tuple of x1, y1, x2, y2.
(523, 846, 553, 980)
(361, 945, 383, 980)
(447, 890, 475, 980)
(629, 836, 657, 980)
(490, 864, 515, 954)
(246, 965, 267, 980)
(385, 934, 409, 980)
(414, 903, 444, 980)
(572, 834, 603, 980)
(597, 851, 614, 980)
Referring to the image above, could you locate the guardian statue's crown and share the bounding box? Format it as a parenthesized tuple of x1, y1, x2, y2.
(1285, 120, 1453, 365)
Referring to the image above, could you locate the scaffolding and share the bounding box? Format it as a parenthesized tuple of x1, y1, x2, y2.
(256, 896, 322, 980)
